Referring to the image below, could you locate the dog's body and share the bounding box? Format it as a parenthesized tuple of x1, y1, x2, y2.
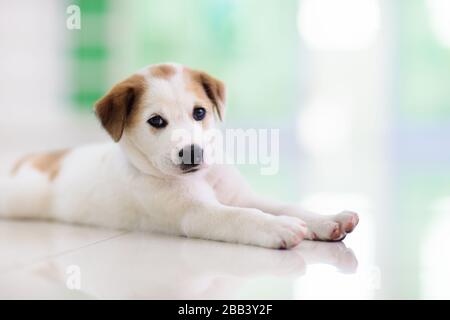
(0, 63, 358, 249)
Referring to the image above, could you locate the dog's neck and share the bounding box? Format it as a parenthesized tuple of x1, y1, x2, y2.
(118, 136, 165, 178)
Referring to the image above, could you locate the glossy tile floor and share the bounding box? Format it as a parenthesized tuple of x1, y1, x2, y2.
(1, 202, 450, 300)
(0, 219, 366, 299)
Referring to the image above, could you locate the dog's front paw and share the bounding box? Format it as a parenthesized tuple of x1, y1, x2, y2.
(263, 216, 308, 249)
(306, 211, 359, 242)
(334, 211, 359, 233)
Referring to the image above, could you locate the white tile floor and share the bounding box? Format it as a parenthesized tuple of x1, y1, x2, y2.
(0, 218, 374, 300)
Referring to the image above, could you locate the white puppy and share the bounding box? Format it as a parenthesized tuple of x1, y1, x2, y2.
(0, 63, 358, 249)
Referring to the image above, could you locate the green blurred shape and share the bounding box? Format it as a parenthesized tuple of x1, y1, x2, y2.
(74, 0, 108, 14)
(132, 0, 298, 122)
(71, 46, 108, 60)
(71, 91, 104, 107)
(67, 0, 299, 122)
(67, 0, 109, 111)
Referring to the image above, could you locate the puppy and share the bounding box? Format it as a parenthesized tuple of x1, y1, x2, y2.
(0, 63, 358, 249)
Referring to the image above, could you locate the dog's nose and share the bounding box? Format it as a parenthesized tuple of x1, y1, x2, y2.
(179, 144, 203, 170)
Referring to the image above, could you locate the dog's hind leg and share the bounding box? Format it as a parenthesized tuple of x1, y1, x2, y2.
(0, 174, 51, 220)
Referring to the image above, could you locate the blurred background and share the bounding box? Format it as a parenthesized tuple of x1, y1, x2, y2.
(0, 0, 449, 299)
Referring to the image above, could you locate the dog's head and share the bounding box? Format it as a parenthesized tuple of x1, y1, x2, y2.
(94, 63, 226, 177)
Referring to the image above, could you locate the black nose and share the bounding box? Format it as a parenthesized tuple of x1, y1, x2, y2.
(179, 144, 203, 170)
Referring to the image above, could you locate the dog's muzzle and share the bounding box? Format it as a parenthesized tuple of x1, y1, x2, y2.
(178, 144, 203, 172)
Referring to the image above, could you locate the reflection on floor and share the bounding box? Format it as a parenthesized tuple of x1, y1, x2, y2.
(0, 217, 377, 300)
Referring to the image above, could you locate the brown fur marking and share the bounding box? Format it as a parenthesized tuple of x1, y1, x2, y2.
(11, 149, 69, 180)
(150, 64, 176, 79)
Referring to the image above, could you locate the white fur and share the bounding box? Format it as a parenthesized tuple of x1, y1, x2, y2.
(0, 64, 358, 249)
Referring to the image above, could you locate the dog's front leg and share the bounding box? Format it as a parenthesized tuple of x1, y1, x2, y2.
(180, 203, 308, 249)
(236, 196, 359, 242)
(207, 166, 359, 242)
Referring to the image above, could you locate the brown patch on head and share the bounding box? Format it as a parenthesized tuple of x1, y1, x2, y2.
(150, 64, 176, 80)
(11, 149, 69, 181)
(184, 68, 226, 121)
(94, 74, 147, 142)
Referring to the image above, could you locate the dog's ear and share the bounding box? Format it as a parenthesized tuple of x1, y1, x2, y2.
(195, 72, 226, 121)
(94, 75, 146, 142)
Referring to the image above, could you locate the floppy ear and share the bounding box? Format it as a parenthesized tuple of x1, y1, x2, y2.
(94, 75, 145, 142)
(196, 72, 226, 121)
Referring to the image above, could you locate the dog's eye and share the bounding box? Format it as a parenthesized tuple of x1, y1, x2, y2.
(193, 107, 206, 121)
(147, 115, 167, 129)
